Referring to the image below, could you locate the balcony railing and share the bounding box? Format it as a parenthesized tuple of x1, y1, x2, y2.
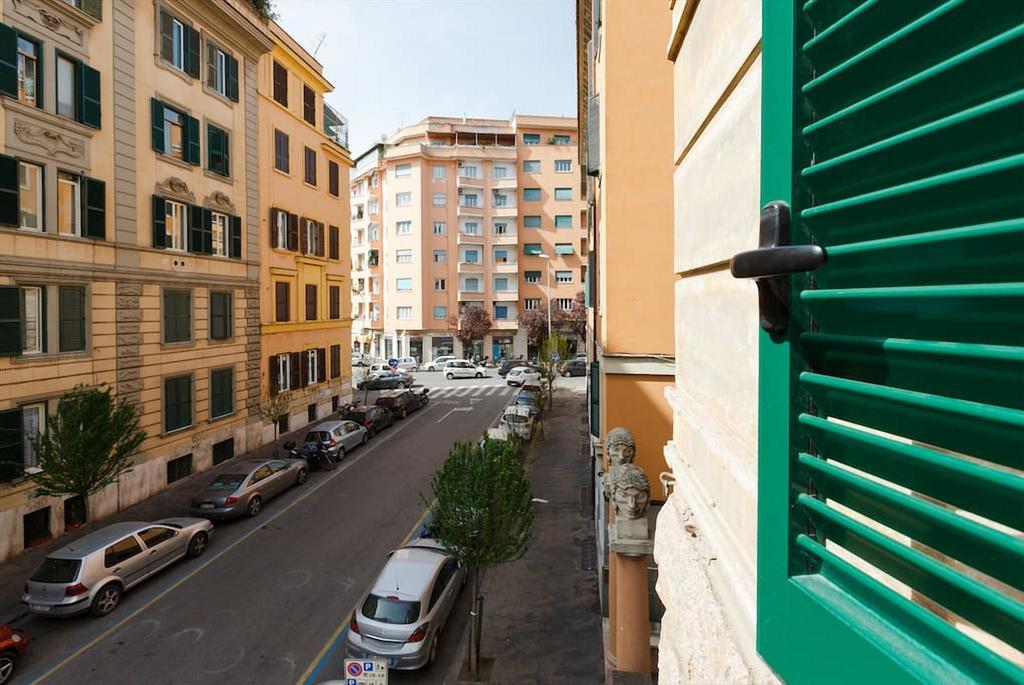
(324, 102, 349, 149)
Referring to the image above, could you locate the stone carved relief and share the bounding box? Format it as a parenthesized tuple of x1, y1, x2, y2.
(205, 191, 236, 214)
(13, 119, 84, 159)
(603, 427, 636, 501)
(156, 177, 196, 204)
(611, 464, 652, 547)
(11, 0, 85, 47)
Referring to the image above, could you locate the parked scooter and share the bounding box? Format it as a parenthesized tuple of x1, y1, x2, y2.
(283, 439, 335, 471)
(419, 388, 430, 407)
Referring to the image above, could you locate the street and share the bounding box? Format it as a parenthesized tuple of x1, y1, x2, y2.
(5, 372, 550, 685)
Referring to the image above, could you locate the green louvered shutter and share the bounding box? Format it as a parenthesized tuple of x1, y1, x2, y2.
(78, 63, 100, 129)
(82, 177, 105, 239)
(0, 154, 19, 226)
(152, 195, 166, 249)
(0, 407, 22, 482)
(185, 115, 200, 166)
(151, 99, 165, 153)
(226, 54, 239, 102)
(229, 215, 242, 259)
(754, 3, 1024, 684)
(0, 286, 21, 356)
(80, 0, 102, 20)
(0, 23, 17, 98)
(184, 25, 200, 78)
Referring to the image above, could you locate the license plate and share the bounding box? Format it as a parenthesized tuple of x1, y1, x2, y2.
(30, 604, 50, 612)
(200, 503, 214, 509)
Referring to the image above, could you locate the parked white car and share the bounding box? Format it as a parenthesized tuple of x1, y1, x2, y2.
(499, 405, 534, 440)
(421, 355, 456, 372)
(395, 356, 419, 372)
(443, 360, 486, 380)
(506, 366, 542, 387)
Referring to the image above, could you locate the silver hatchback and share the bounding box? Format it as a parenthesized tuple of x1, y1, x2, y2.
(22, 518, 212, 617)
(347, 537, 464, 669)
(189, 458, 308, 519)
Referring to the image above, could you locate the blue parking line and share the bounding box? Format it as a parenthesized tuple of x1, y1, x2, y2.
(303, 513, 434, 684)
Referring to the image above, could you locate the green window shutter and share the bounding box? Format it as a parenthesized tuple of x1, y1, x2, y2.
(0, 23, 17, 98)
(165, 376, 192, 432)
(0, 407, 23, 480)
(229, 215, 242, 259)
(755, 3, 1024, 684)
(0, 154, 18, 226)
(58, 286, 86, 352)
(587, 94, 600, 176)
(158, 10, 173, 62)
(207, 125, 229, 177)
(151, 99, 165, 153)
(78, 62, 101, 128)
(188, 205, 210, 254)
(184, 25, 200, 78)
(209, 292, 231, 340)
(163, 290, 190, 343)
(82, 177, 105, 239)
(588, 362, 599, 438)
(80, 0, 102, 20)
(225, 54, 239, 102)
(185, 114, 200, 166)
(210, 368, 233, 418)
(152, 195, 166, 248)
(0, 286, 21, 356)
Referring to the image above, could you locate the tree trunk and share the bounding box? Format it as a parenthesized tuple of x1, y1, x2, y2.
(470, 566, 480, 675)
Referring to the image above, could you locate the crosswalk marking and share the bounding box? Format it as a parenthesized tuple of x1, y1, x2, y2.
(427, 384, 513, 398)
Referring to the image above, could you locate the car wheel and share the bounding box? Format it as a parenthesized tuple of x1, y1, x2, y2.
(426, 634, 439, 667)
(296, 467, 309, 485)
(246, 495, 263, 517)
(186, 531, 209, 559)
(400, 408, 408, 419)
(361, 433, 369, 445)
(90, 583, 122, 617)
(475, 372, 483, 378)
(336, 447, 346, 462)
(446, 373, 454, 380)
(0, 650, 18, 685)
(562, 371, 570, 377)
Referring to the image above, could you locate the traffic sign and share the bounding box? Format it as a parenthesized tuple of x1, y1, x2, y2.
(550, 352, 560, 362)
(343, 658, 388, 684)
(388, 357, 399, 369)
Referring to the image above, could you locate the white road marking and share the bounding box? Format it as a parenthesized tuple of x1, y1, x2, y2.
(436, 406, 474, 423)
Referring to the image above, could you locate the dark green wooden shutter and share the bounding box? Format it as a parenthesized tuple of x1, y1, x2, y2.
(0, 23, 17, 98)
(317, 348, 326, 383)
(0, 154, 18, 226)
(587, 94, 600, 176)
(210, 367, 233, 418)
(184, 25, 200, 78)
(158, 10, 173, 62)
(151, 98, 165, 153)
(165, 376, 192, 432)
(185, 114, 200, 165)
(78, 63, 101, 128)
(58, 286, 85, 352)
(188, 205, 210, 254)
(0, 286, 21, 357)
(755, 3, 1024, 684)
(588, 361, 599, 438)
(226, 54, 239, 102)
(269, 356, 279, 396)
(229, 215, 242, 259)
(80, 0, 102, 20)
(0, 407, 22, 480)
(329, 225, 339, 260)
(82, 178, 105, 239)
(210, 292, 230, 340)
(207, 125, 229, 177)
(152, 195, 166, 248)
(289, 351, 301, 389)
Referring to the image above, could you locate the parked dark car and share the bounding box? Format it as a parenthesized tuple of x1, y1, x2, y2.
(514, 388, 543, 420)
(498, 358, 527, 377)
(341, 405, 394, 437)
(358, 372, 413, 390)
(559, 359, 588, 377)
(375, 389, 427, 420)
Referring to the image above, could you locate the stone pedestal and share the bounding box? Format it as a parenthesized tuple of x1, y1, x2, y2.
(610, 529, 653, 677)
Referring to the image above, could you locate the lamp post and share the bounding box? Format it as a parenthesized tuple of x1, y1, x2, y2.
(537, 253, 552, 339)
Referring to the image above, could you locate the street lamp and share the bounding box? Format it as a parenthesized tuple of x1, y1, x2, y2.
(537, 253, 552, 339)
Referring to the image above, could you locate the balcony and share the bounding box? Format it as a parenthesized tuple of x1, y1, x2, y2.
(493, 261, 518, 273)
(492, 175, 517, 189)
(323, 102, 349, 149)
(457, 200, 484, 217)
(492, 231, 517, 244)
(492, 204, 518, 218)
(492, 319, 518, 330)
(457, 174, 485, 189)
(458, 289, 485, 300)
(493, 289, 519, 301)
(457, 232, 484, 245)
(457, 261, 485, 273)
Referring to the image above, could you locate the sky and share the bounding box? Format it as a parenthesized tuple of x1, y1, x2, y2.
(275, 0, 578, 157)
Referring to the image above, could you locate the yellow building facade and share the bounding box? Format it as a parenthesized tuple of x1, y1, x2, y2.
(257, 22, 352, 436)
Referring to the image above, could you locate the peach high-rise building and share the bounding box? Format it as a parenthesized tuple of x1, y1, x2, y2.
(350, 143, 384, 357)
(351, 115, 586, 363)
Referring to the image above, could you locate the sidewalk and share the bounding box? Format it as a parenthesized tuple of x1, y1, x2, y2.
(448, 384, 604, 684)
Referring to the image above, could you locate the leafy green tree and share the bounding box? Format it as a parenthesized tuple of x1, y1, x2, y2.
(425, 438, 534, 675)
(537, 331, 570, 408)
(31, 385, 146, 521)
(256, 390, 292, 447)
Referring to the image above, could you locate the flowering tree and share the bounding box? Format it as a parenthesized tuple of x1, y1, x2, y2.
(554, 291, 587, 340)
(517, 306, 550, 350)
(449, 306, 491, 356)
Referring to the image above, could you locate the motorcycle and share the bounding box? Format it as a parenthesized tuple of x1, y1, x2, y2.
(419, 388, 430, 408)
(283, 439, 335, 471)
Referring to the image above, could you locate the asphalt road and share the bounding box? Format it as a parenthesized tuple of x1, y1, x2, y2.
(11, 372, 520, 685)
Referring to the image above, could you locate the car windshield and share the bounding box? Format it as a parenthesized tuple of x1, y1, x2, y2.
(505, 414, 529, 424)
(31, 557, 81, 583)
(347, 410, 367, 421)
(376, 398, 396, 406)
(362, 594, 421, 624)
(208, 473, 246, 489)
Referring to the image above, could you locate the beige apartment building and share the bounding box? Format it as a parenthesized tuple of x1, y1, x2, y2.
(352, 115, 586, 363)
(258, 21, 352, 437)
(350, 142, 384, 358)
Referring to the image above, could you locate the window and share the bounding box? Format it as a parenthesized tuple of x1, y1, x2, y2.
(212, 438, 234, 465)
(274, 129, 289, 173)
(161, 11, 186, 70)
(139, 526, 178, 548)
(433, 250, 447, 263)
(207, 125, 230, 178)
(523, 133, 540, 145)
(57, 54, 77, 119)
(460, 164, 479, 178)
(164, 375, 192, 432)
(330, 344, 341, 379)
(210, 212, 228, 257)
(21, 286, 43, 354)
(462, 221, 480, 236)
(163, 106, 185, 161)
(396, 278, 413, 292)
(274, 353, 291, 393)
(274, 209, 289, 248)
(164, 200, 187, 251)
(305, 284, 317, 321)
(329, 161, 339, 196)
(395, 192, 412, 207)
(555, 243, 574, 255)
(554, 188, 572, 201)
(432, 165, 446, 180)
(396, 220, 412, 235)
(369, 225, 379, 241)
(494, 305, 509, 320)
(272, 61, 288, 106)
(432, 193, 446, 207)
(274, 282, 290, 322)
(555, 159, 572, 173)
(57, 286, 85, 352)
(58, 172, 81, 236)
(303, 85, 316, 125)
(523, 188, 541, 201)
(524, 271, 541, 284)
(524, 243, 542, 256)
(493, 165, 509, 179)
(210, 367, 233, 419)
(556, 270, 573, 284)
(494, 222, 510, 235)
(396, 306, 412, 320)
(368, 198, 379, 215)
(459, 192, 479, 207)
(433, 306, 447, 320)
(434, 278, 446, 291)
(493, 192, 509, 207)
(209, 291, 231, 340)
(523, 160, 540, 173)
(553, 135, 571, 144)
(21, 402, 45, 468)
(306, 349, 320, 385)
(462, 249, 480, 264)
(329, 225, 339, 260)
(329, 285, 340, 319)
(494, 249, 510, 264)
(303, 218, 323, 256)
(494, 277, 510, 291)
(433, 221, 446, 235)
(304, 147, 316, 185)
(105, 536, 142, 567)
(206, 42, 237, 100)
(19, 162, 43, 230)
(555, 215, 573, 228)
(163, 290, 191, 343)
(17, 36, 38, 106)
(395, 163, 411, 178)
(396, 249, 412, 264)
(523, 215, 541, 229)
(524, 298, 541, 310)
(555, 297, 573, 309)
(463, 277, 480, 292)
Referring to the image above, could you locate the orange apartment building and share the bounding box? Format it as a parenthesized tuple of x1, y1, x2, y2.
(350, 115, 586, 363)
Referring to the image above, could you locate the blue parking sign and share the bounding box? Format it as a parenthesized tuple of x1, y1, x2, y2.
(364, 662, 374, 672)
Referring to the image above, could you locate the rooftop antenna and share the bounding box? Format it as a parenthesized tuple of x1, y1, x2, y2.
(311, 32, 327, 57)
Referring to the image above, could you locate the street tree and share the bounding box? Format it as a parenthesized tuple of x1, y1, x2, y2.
(425, 438, 533, 676)
(516, 306, 549, 351)
(449, 305, 491, 359)
(537, 331, 571, 408)
(351, 365, 373, 404)
(30, 384, 146, 522)
(256, 391, 292, 449)
(555, 291, 588, 340)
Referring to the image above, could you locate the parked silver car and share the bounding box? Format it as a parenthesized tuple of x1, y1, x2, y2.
(189, 458, 308, 519)
(347, 537, 464, 669)
(22, 518, 212, 617)
(305, 420, 370, 461)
